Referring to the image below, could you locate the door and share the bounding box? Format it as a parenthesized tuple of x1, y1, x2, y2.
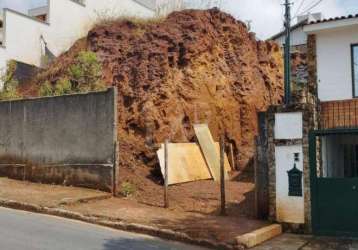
(310, 131, 358, 236)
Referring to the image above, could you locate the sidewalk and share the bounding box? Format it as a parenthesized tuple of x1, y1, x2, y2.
(252, 233, 358, 250)
(0, 177, 269, 249)
(0, 178, 111, 207)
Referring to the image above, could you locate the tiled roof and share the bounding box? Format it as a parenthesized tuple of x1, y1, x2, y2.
(308, 13, 358, 25)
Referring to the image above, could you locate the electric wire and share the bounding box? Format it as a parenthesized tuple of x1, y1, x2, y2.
(298, 0, 323, 16)
(293, 0, 307, 19)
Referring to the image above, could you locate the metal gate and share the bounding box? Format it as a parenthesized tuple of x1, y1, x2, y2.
(310, 129, 358, 236)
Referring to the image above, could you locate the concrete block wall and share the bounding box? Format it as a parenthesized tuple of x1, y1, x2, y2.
(0, 88, 118, 192)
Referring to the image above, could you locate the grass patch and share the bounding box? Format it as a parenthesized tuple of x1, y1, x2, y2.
(120, 181, 136, 197)
(38, 51, 107, 97)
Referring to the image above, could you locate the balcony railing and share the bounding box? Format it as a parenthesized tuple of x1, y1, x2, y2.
(320, 99, 358, 129)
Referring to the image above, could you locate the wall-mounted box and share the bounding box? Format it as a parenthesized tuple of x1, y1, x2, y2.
(274, 112, 303, 139)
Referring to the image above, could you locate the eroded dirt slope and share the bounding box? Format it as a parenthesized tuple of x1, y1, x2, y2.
(26, 8, 284, 210)
(30, 9, 283, 174)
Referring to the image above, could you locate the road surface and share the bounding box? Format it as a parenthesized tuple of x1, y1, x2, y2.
(0, 207, 208, 250)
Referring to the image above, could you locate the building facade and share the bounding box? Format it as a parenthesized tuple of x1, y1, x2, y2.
(264, 13, 358, 236)
(270, 13, 322, 53)
(0, 0, 157, 88)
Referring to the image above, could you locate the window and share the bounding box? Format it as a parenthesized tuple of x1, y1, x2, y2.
(353, 44, 358, 97)
(320, 134, 358, 178)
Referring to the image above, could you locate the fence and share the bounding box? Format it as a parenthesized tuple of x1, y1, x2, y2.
(320, 99, 358, 129)
(0, 88, 118, 192)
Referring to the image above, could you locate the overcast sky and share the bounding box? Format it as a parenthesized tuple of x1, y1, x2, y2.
(0, 0, 357, 39)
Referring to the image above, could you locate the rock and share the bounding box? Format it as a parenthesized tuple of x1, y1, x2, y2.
(29, 8, 284, 174)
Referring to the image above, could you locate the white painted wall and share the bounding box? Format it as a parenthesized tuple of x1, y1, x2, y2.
(45, 0, 155, 58)
(4, 9, 50, 66)
(28, 6, 48, 18)
(275, 144, 304, 224)
(0, 47, 8, 74)
(274, 112, 303, 140)
(0, 0, 156, 88)
(274, 26, 307, 48)
(315, 25, 358, 101)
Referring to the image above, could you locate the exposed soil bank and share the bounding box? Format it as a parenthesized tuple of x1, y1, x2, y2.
(26, 8, 283, 208)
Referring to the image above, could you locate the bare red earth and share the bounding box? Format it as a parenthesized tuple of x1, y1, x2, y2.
(28, 9, 284, 211)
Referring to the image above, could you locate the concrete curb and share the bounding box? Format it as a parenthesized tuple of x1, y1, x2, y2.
(0, 199, 243, 250)
(236, 224, 282, 248)
(58, 194, 112, 206)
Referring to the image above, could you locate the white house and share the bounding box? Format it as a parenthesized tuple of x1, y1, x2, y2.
(270, 13, 322, 52)
(266, 13, 358, 236)
(304, 14, 358, 102)
(0, 0, 162, 88)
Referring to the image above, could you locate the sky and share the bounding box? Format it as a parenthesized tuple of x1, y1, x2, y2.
(0, 0, 357, 39)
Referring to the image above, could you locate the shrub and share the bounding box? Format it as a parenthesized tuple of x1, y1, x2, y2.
(54, 78, 72, 96)
(0, 60, 22, 101)
(38, 50, 106, 97)
(68, 51, 105, 91)
(121, 181, 136, 197)
(39, 81, 54, 96)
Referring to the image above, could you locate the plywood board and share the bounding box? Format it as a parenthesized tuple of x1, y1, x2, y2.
(194, 124, 229, 181)
(157, 143, 212, 185)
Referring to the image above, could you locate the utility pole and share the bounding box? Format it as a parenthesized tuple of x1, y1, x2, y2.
(284, 0, 292, 105)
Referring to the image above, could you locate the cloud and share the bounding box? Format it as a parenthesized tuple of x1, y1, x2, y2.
(221, 0, 347, 40)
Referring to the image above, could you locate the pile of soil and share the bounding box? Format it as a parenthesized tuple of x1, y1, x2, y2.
(26, 8, 284, 211)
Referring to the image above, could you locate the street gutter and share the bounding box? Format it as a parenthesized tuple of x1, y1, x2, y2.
(0, 198, 242, 250)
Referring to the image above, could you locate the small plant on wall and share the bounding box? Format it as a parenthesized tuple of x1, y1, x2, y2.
(38, 51, 107, 97)
(0, 60, 22, 101)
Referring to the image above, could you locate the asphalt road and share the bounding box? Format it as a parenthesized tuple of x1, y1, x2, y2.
(0, 207, 208, 250)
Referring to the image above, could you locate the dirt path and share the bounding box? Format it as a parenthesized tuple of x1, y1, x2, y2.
(0, 177, 268, 246)
(64, 197, 268, 244)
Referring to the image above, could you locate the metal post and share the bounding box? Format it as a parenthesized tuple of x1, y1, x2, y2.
(164, 139, 169, 208)
(220, 135, 227, 216)
(112, 142, 118, 196)
(229, 143, 235, 170)
(284, 0, 292, 105)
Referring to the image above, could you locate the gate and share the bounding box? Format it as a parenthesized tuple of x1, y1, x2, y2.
(309, 129, 358, 236)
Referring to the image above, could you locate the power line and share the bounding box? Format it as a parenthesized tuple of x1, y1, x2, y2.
(292, 0, 314, 19)
(299, 0, 323, 16)
(293, 0, 307, 18)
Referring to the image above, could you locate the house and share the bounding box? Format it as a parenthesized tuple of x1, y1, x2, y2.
(303, 13, 358, 236)
(270, 13, 322, 52)
(0, 0, 161, 88)
(304, 14, 358, 102)
(260, 13, 358, 236)
(28, 6, 49, 22)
